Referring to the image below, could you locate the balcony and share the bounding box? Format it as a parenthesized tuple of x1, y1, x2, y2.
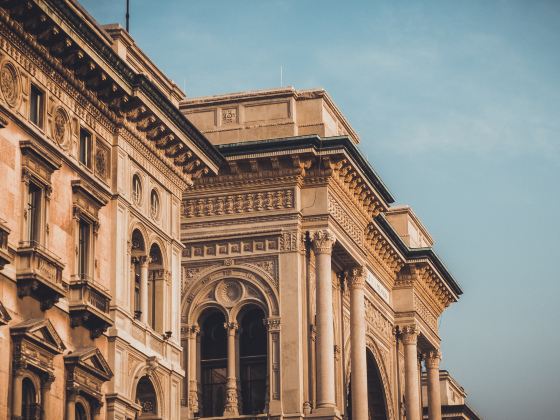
(0, 219, 12, 269)
(16, 241, 66, 310)
(69, 274, 113, 338)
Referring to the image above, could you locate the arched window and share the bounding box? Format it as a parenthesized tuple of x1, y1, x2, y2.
(366, 350, 388, 420)
(239, 306, 267, 415)
(75, 401, 89, 420)
(200, 310, 227, 417)
(21, 377, 37, 420)
(148, 244, 164, 332)
(136, 376, 158, 417)
(131, 229, 146, 320)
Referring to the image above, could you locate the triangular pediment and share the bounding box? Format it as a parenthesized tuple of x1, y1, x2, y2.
(64, 347, 113, 381)
(10, 318, 65, 354)
(0, 300, 11, 325)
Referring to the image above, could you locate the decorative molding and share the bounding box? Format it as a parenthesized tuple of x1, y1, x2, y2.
(328, 193, 363, 246)
(365, 223, 405, 277)
(311, 229, 336, 255)
(347, 266, 366, 290)
(414, 293, 438, 332)
(365, 298, 393, 341)
(0, 59, 20, 108)
(423, 350, 441, 369)
(399, 324, 418, 345)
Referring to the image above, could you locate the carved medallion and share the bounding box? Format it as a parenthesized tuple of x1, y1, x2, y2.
(95, 144, 109, 180)
(52, 107, 69, 149)
(0, 62, 19, 107)
(215, 280, 243, 308)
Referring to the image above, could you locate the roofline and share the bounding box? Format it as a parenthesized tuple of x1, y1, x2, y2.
(375, 214, 463, 296)
(216, 135, 395, 204)
(47, 0, 225, 169)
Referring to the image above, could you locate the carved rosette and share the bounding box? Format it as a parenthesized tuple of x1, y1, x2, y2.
(347, 266, 367, 290)
(400, 324, 419, 345)
(423, 350, 441, 369)
(311, 229, 336, 255)
(215, 280, 243, 308)
(0, 61, 20, 108)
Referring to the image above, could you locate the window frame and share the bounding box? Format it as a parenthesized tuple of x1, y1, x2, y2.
(29, 83, 45, 129)
(77, 218, 92, 279)
(79, 127, 93, 169)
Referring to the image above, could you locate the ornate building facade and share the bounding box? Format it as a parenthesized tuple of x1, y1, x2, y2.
(0, 2, 479, 420)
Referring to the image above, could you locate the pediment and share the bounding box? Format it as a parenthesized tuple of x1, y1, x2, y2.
(10, 318, 65, 354)
(0, 299, 11, 325)
(64, 346, 113, 381)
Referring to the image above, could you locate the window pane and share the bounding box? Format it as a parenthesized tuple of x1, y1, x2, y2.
(27, 183, 41, 244)
(79, 128, 92, 168)
(30, 84, 44, 127)
(78, 220, 90, 276)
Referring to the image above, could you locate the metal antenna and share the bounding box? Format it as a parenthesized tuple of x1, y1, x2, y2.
(126, 0, 130, 32)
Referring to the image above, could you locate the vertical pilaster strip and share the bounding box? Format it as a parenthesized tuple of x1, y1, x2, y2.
(348, 266, 368, 420)
(401, 325, 421, 420)
(312, 229, 337, 410)
(424, 350, 442, 420)
(223, 322, 239, 415)
(265, 317, 282, 413)
(188, 325, 200, 416)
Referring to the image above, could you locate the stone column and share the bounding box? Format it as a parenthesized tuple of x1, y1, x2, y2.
(348, 267, 368, 420)
(12, 369, 24, 419)
(188, 325, 200, 416)
(40, 374, 54, 420)
(223, 322, 239, 416)
(66, 389, 76, 420)
(424, 350, 442, 420)
(140, 256, 149, 324)
(401, 325, 421, 420)
(265, 317, 282, 414)
(312, 229, 337, 411)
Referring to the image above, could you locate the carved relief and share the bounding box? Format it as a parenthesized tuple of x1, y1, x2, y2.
(414, 293, 438, 332)
(0, 60, 19, 107)
(183, 189, 294, 217)
(365, 298, 393, 341)
(95, 141, 110, 181)
(222, 108, 237, 124)
(215, 280, 243, 308)
(328, 194, 363, 245)
(52, 107, 70, 150)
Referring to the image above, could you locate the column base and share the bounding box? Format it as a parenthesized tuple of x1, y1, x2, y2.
(309, 405, 342, 420)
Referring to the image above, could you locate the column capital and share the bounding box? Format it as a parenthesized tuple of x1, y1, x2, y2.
(139, 255, 150, 267)
(190, 324, 201, 335)
(423, 350, 442, 369)
(347, 266, 367, 290)
(400, 324, 419, 345)
(312, 229, 336, 255)
(224, 322, 239, 333)
(263, 317, 281, 331)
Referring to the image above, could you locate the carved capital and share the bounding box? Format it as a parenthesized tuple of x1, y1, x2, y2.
(400, 324, 419, 345)
(347, 266, 367, 290)
(263, 317, 281, 331)
(311, 229, 336, 255)
(423, 350, 441, 369)
(224, 322, 239, 334)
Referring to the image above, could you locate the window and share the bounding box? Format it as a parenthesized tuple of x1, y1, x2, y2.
(79, 128, 92, 169)
(150, 189, 160, 219)
(136, 376, 158, 417)
(26, 182, 42, 244)
(132, 174, 142, 204)
(29, 84, 44, 128)
(21, 377, 38, 420)
(78, 219, 91, 278)
(200, 310, 227, 417)
(75, 402, 88, 420)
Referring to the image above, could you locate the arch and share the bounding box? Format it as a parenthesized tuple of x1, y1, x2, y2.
(135, 375, 159, 418)
(129, 364, 165, 417)
(182, 264, 280, 324)
(21, 376, 38, 420)
(75, 396, 91, 420)
(148, 242, 165, 332)
(131, 228, 146, 256)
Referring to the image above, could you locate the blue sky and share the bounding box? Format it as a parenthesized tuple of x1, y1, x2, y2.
(81, 1, 560, 418)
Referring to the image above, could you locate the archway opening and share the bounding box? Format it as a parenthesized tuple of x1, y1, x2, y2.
(200, 309, 227, 417)
(148, 243, 164, 332)
(136, 375, 158, 418)
(76, 401, 88, 420)
(347, 350, 389, 420)
(21, 377, 37, 420)
(238, 306, 267, 415)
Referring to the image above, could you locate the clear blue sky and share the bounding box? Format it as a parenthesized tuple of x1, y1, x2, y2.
(81, 1, 560, 418)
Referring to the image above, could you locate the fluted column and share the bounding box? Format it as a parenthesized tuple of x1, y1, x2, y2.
(312, 229, 337, 410)
(401, 325, 421, 420)
(223, 322, 239, 416)
(140, 256, 149, 324)
(188, 325, 200, 416)
(424, 350, 442, 420)
(12, 369, 24, 419)
(348, 267, 368, 420)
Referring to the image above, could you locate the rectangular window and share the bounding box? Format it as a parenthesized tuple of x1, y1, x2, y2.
(79, 128, 92, 169)
(27, 182, 42, 244)
(78, 219, 91, 277)
(29, 84, 44, 128)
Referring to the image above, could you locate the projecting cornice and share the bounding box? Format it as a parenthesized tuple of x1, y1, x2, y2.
(0, 0, 224, 183)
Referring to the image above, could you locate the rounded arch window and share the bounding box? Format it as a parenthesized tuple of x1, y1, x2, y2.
(75, 401, 89, 420)
(21, 377, 37, 420)
(136, 375, 158, 416)
(132, 174, 142, 205)
(150, 189, 160, 220)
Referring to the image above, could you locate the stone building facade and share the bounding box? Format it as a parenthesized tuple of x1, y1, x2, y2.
(0, 2, 478, 420)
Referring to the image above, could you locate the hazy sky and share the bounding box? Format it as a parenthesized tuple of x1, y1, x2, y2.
(80, 1, 560, 418)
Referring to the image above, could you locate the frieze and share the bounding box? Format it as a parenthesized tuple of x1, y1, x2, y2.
(0, 59, 20, 108)
(365, 298, 393, 342)
(327, 194, 363, 246)
(183, 188, 294, 218)
(413, 293, 438, 332)
(183, 235, 290, 259)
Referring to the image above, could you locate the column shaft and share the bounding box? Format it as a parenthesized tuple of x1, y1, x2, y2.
(402, 326, 421, 420)
(140, 258, 149, 324)
(313, 230, 337, 409)
(12, 372, 23, 418)
(223, 322, 239, 415)
(66, 394, 76, 420)
(349, 267, 368, 420)
(425, 351, 442, 420)
(41, 381, 52, 420)
(189, 326, 200, 416)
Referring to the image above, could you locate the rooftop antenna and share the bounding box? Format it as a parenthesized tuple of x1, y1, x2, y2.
(125, 0, 130, 32)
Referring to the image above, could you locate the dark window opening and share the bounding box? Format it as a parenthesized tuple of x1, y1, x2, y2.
(200, 310, 227, 417)
(79, 128, 92, 169)
(29, 84, 44, 128)
(78, 219, 91, 277)
(27, 182, 42, 244)
(21, 378, 38, 420)
(136, 376, 157, 416)
(75, 402, 88, 420)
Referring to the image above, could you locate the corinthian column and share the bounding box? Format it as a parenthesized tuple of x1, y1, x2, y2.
(348, 266, 368, 420)
(401, 325, 421, 420)
(424, 350, 442, 420)
(311, 229, 337, 411)
(223, 322, 239, 416)
(140, 256, 149, 324)
(189, 325, 200, 416)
